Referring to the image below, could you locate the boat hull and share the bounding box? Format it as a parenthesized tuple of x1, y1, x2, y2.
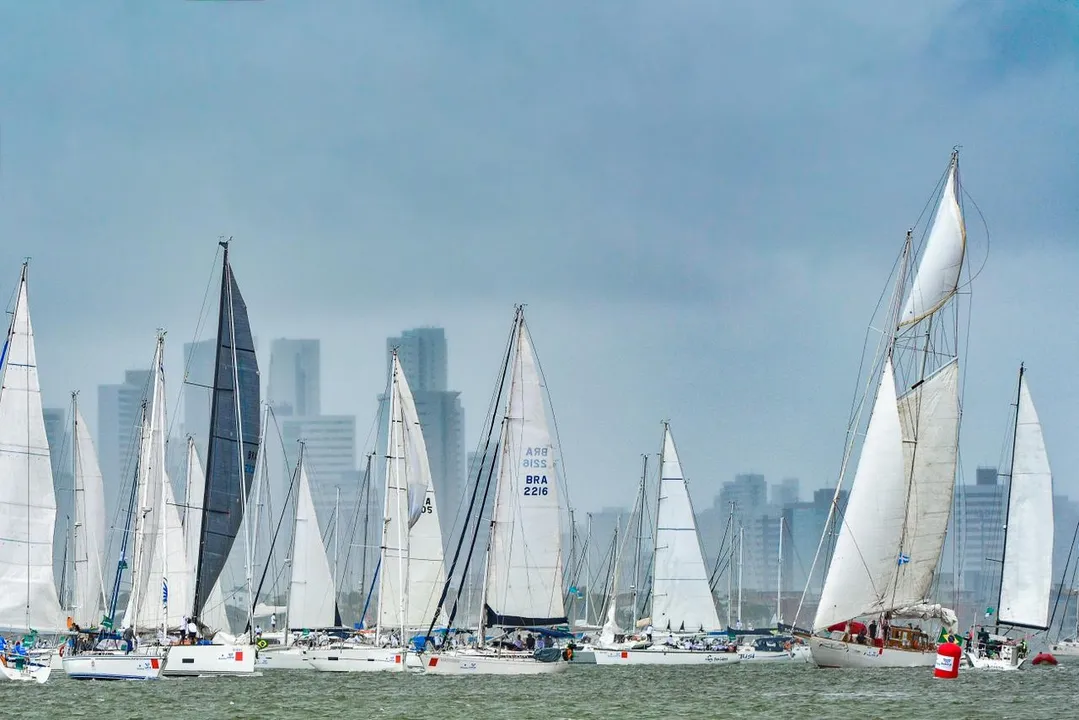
(306, 646, 412, 673)
(255, 647, 311, 670)
(0, 658, 52, 683)
(63, 651, 165, 680)
(592, 647, 741, 666)
(1048, 641, 1079, 658)
(422, 651, 567, 675)
(809, 637, 935, 668)
(162, 644, 256, 677)
(568, 648, 596, 664)
(738, 646, 812, 663)
(965, 650, 1024, 671)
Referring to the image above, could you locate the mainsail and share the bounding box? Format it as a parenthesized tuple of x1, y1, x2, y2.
(651, 423, 721, 632)
(287, 456, 336, 630)
(193, 243, 261, 616)
(72, 399, 107, 629)
(377, 352, 446, 633)
(0, 265, 66, 632)
(483, 313, 566, 628)
(998, 369, 1054, 630)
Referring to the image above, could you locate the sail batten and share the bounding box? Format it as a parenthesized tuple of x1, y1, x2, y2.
(651, 424, 720, 632)
(999, 374, 1053, 630)
(484, 316, 566, 627)
(193, 251, 261, 615)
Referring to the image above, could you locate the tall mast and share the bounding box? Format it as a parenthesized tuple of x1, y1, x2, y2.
(584, 512, 591, 626)
(359, 451, 373, 627)
(776, 514, 783, 627)
(726, 502, 734, 630)
(995, 363, 1025, 633)
(650, 424, 666, 623)
(632, 454, 647, 630)
(70, 391, 80, 617)
(737, 526, 744, 628)
(333, 486, 341, 596)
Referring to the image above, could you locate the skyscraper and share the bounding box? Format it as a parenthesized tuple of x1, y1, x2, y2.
(387, 328, 448, 392)
(98, 369, 151, 526)
(955, 466, 1007, 599)
(280, 415, 358, 531)
(182, 339, 216, 460)
(268, 339, 320, 417)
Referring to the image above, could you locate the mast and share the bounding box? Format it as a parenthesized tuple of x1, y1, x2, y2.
(632, 454, 647, 630)
(333, 486, 341, 595)
(737, 526, 744, 628)
(584, 512, 592, 626)
(995, 364, 1024, 633)
(777, 514, 783, 627)
(650, 424, 665, 624)
(726, 502, 734, 630)
(359, 451, 373, 627)
(70, 391, 80, 617)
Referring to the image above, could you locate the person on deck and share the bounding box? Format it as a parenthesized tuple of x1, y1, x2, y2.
(513, 634, 524, 650)
(271, 613, 277, 632)
(525, 633, 536, 651)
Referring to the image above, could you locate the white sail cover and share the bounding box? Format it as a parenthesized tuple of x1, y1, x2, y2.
(999, 375, 1054, 629)
(288, 459, 336, 629)
(484, 318, 566, 627)
(651, 424, 721, 632)
(72, 403, 107, 628)
(892, 358, 960, 609)
(900, 160, 965, 326)
(815, 360, 906, 630)
(378, 353, 446, 632)
(0, 273, 66, 632)
(122, 338, 166, 631)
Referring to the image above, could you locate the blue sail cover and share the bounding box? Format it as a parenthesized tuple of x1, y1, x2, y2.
(193, 256, 261, 615)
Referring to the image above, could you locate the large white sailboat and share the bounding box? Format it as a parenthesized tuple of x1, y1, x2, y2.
(308, 350, 445, 673)
(423, 308, 568, 675)
(808, 151, 967, 669)
(966, 366, 1053, 671)
(164, 240, 261, 677)
(0, 263, 66, 683)
(593, 423, 739, 667)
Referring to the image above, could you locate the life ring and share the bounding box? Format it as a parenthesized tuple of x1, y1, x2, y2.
(257, 638, 268, 650)
(58, 644, 65, 657)
(562, 647, 573, 661)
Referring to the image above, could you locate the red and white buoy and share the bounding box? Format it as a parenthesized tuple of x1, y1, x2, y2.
(934, 641, 962, 679)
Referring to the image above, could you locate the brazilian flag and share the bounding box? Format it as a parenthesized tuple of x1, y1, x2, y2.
(937, 628, 962, 645)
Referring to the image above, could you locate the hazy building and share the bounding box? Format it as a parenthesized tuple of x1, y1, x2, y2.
(955, 466, 1007, 601)
(268, 339, 320, 417)
(182, 339, 216, 460)
(720, 473, 767, 523)
(387, 328, 448, 393)
(98, 369, 151, 527)
(771, 478, 800, 508)
(280, 415, 357, 530)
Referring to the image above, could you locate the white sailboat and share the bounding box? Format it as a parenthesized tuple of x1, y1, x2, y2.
(164, 240, 260, 677)
(808, 151, 966, 669)
(0, 263, 65, 683)
(966, 366, 1053, 671)
(593, 423, 739, 667)
(423, 308, 568, 675)
(68, 394, 108, 631)
(309, 350, 445, 673)
(64, 332, 172, 680)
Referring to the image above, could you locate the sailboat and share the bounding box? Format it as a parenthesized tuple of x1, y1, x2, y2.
(66, 394, 107, 636)
(422, 308, 569, 675)
(0, 263, 65, 683)
(592, 423, 739, 666)
(308, 350, 446, 673)
(181, 438, 234, 638)
(808, 151, 967, 668)
(965, 365, 1053, 671)
(163, 240, 261, 677)
(258, 448, 337, 670)
(64, 332, 173, 680)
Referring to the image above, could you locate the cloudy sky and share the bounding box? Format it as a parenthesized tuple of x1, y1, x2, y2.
(2, 1, 1077, 514)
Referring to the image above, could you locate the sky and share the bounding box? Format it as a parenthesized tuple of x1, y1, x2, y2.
(1, 0, 1077, 514)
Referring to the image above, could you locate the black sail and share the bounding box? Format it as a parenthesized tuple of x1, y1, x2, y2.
(193, 248, 261, 616)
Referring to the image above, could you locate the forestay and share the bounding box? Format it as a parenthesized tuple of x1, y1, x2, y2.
(651, 424, 721, 632)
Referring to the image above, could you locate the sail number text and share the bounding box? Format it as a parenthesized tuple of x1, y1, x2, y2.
(522, 447, 550, 496)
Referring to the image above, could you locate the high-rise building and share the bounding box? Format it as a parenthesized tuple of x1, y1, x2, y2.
(771, 478, 800, 507)
(720, 473, 768, 523)
(387, 328, 448, 393)
(182, 339, 217, 460)
(954, 466, 1007, 600)
(98, 369, 151, 527)
(280, 415, 358, 531)
(268, 339, 320, 417)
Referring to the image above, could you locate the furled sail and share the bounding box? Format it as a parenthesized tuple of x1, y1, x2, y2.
(651, 423, 721, 632)
(999, 372, 1054, 630)
(900, 156, 966, 326)
(815, 359, 906, 630)
(193, 246, 261, 616)
(484, 315, 566, 627)
(72, 401, 107, 629)
(288, 458, 336, 630)
(891, 358, 960, 609)
(0, 267, 66, 632)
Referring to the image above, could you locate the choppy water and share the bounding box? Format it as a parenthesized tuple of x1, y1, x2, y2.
(0, 661, 1069, 719)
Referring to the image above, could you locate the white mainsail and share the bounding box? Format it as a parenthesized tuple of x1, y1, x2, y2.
(288, 458, 336, 629)
(815, 359, 906, 630)
(892, 359, 960, 608)
(651, 423, 721, 632)
(484, 316, 566, 627)
(998, 372, 1053, 629)
(0, 267, 66, 632)
(377, 352, 446, 633)
(72, 401, 107, 629)
(900, 159, 965, 326)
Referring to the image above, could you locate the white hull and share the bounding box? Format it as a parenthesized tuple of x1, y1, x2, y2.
(1049, 641, 1079, 658)
(739, 646, 812, 663)
(965, 651, 1023, 671)
(255, 647, 311, 670)
(809, 637, 935, 668)
(162, 644, 257, 677)
(63, 651, 166, 680)
(422, 650, 567, 675)
(0, 658, 52, 683)
(592, 647, 741, 666)
(568, 649, 596, 664)
(306, 646, 414, 673)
